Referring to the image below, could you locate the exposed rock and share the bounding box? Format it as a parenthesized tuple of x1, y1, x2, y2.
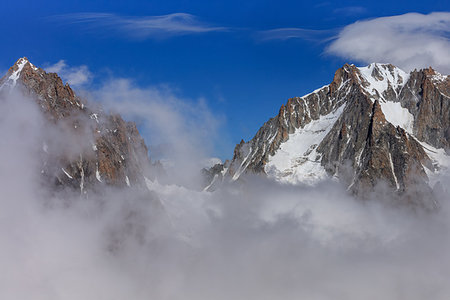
(398, 67, 450, 151)
(208, 63, 449, 205)
(0, 57, 153, 194)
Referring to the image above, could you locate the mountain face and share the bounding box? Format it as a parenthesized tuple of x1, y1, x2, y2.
(0, 58, 152, 194)
(207, 63, 449, 204)
(2, 57, 448, 204)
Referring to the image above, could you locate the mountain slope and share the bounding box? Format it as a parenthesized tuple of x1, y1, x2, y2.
(0, 57, 152, 194)
(207, 63, 449, 202)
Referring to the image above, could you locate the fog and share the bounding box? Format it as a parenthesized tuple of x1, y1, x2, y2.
(1, 89, 450, 299)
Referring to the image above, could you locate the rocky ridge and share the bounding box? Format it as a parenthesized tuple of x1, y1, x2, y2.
(206, 63, 450, 204)
(0, 57, 152, 194)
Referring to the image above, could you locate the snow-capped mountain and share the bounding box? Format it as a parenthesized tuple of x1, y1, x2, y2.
(0, 57, 152, 194)
(2, 57, 449, 204)
(207, 63, 450, 203)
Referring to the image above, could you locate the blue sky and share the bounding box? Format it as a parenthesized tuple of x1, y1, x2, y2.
(1, 1, 449, 159)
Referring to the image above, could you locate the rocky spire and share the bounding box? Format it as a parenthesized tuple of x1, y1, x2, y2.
(0, 57, 153, 194)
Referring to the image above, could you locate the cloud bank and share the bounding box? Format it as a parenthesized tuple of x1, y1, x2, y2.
(327, 12, 450, 73)
(87, 78, 227, 187)
(53, 13, 227, 39)
(1, 79, 450, 299)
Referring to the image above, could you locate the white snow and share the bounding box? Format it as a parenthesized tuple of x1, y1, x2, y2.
(300, 85, 329, 99)
(388, 152, 400, 190)
(90, 113, 99, 123)
(92, 143, 97, 151)
(95, 165, 102, 182)
(265, 105, 345, 185)
(0, 58, 28, 91)
(431, 72, 448, 83)
(380, 101, 414, 134)
(125, 176, 130, 187)
(357, 64, 415, 134)
(232, 144, 253, 181)
(419, 141, 450, 187)
(357, 63, 409, 101)
(8, 58, 28, 85)
(61, 168, 73, 179)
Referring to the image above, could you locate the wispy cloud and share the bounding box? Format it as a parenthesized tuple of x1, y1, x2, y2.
(45, 60, 92, 86)
(326, 12, 450, 73)
(333, 6, 367, 16)
(51, 13, 228, 39)
(256, 28, 336, 42)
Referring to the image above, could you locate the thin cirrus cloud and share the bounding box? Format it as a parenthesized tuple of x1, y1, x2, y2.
(51, 12, 228, 39)
(326, 12, 450, 73)
(256, 28, 337, 42)
(333, 6, 368, 16)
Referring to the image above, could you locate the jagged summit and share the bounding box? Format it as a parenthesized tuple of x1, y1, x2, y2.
(0, 57, 39, 90)
(0, 57, 152, 194)
(206, 63, 450, 206)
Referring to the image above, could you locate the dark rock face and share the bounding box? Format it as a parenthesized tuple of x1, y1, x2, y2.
(210, 63, 449, 203)
(226, 64, 355, 180)
(0, 58, 151, 194)
(398, 68, 450, 151)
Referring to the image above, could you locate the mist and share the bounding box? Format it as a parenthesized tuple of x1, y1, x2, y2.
(1, 88, 450, 300)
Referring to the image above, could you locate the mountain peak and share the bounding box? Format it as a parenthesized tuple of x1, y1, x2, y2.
(0, 57, 152, 193)
(10, 57, 38, 72)
(0, 57, 40, 91)
(206, 62, 449, 206)
(355, 63, 409, 101)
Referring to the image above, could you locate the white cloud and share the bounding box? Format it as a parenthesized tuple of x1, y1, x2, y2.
(2, 71, 450, 300)
(54, 13, 227, 39)
(46, 60, 92, 86)
(89, 78, 227, 187)
(327, 12, 450, 73)
(333, 6, 367, 16)
(257, 28, 335, 42)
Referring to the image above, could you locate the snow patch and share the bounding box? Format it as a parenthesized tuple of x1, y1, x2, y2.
(357, 63, 409, 101)
(388, 153, 400, 190)
(301, 85, 328, 99)
(90, 113, 99, 123)
(0, 58, 28, 91)
(419, 141, 450, 187)
(265, 105, 345, 185)
(61, 168, 73, 179)
(96, 165, 102, 182)
(431, 72, 448, 83)
(380, 101, 414, 134)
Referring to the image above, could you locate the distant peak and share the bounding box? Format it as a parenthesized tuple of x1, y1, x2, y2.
(423, 66, 436, 75)
(15, 57, 29, 64)
(11, 57, 38, 71)
(355, 63, 409, 102)
(0, 57, 39, 91)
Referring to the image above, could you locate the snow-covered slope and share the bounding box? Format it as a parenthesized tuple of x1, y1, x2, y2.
(210, 63, 450, 198)
(265, 105, 344, 184)
(0, 57, 38, 91)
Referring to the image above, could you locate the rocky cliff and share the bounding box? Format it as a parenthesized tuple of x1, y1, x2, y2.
(206, 63, 449, 205)
(0, 57, 152, 195)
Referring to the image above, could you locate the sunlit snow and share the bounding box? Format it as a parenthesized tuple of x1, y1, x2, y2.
(265, 105, 345, 185)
